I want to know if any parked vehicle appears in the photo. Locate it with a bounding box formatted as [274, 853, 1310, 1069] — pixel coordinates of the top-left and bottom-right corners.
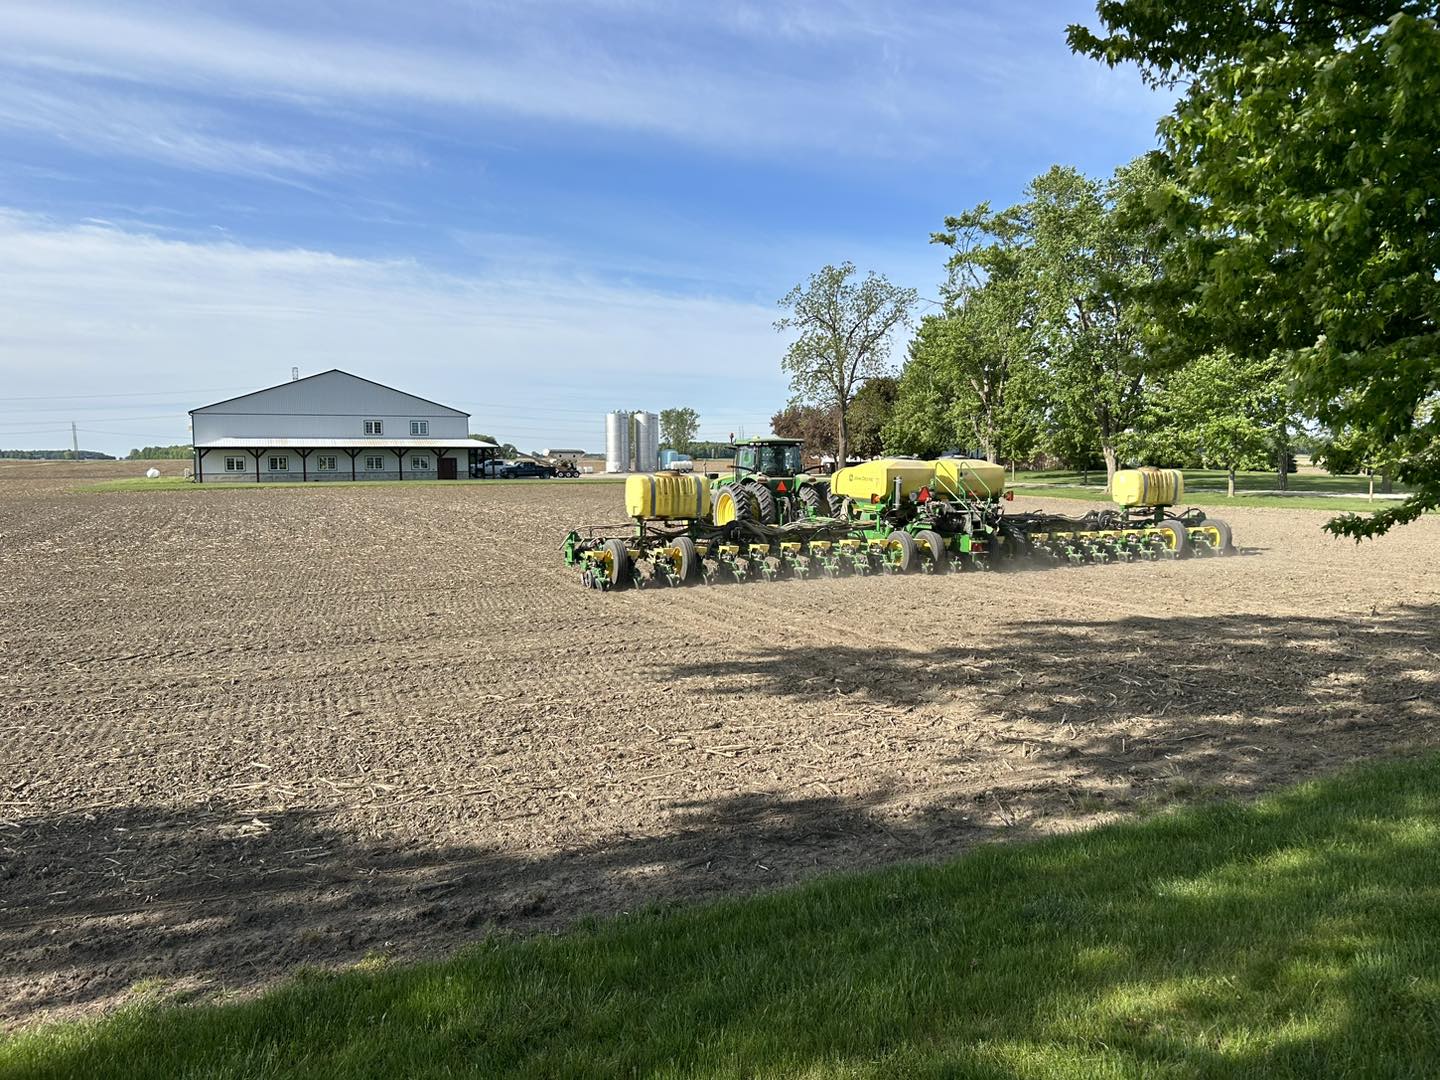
[499, 460, 556, 479]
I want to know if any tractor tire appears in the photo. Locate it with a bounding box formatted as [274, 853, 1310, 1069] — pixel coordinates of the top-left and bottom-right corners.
[603, 538, 632, 590]
[777, 493, 799, 524]
[746, 481, 779, 525]
[1157, 517, 1192, 559]
[916, 529, 947, 573]
[888, 530, 919, 573]
[798, 484, 828, 518]
[672, 535, 698, 583]
[713, 483, 756, 526]
[829, 493, 855, 518]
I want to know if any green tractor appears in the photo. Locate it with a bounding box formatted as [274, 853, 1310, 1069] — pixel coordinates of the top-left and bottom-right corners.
[708, 437, 833, 525]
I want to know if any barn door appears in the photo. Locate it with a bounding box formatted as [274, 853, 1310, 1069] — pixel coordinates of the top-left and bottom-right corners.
[438, 456, 458, 480]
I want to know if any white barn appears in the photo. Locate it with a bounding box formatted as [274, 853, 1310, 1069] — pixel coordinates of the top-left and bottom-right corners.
[191, 370, 497, 482]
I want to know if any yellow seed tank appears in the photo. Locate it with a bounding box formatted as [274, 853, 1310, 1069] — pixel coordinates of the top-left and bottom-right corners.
[931, 458, 1006, 498]
[625, 472, 712, 520]
[830, 459, 936, 502]
[1111, 468, 1184, 507]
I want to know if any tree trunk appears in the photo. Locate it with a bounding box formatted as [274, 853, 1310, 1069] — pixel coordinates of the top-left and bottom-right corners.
[1228, 466, 1236, 498]
[836, 409, 849, 472]
[1275, 426, 1289, 491]
[1380, 472, 1393, 494]
[1101, 443, 1118, 492]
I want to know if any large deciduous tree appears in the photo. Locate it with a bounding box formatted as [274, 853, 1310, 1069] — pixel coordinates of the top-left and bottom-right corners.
[659, 407, 700, 456]
[1124, 351, 1290, 497]
[770, 403, 837, 458]
[885, 291, 1043, 464]
[847, 376, 899, 459]
[931, 160, 1163, 488]
[776, 263, 917, 468]
[1070, 2, 1440, 537]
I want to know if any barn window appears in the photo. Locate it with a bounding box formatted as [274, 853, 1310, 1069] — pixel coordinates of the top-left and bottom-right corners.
[410, 420, 428, 436]
[364, 419, 383, 435]
[411, 456, 431, 470]
[268, 456, 289, 472]
[316, 455, 337, 471]
[224, 456, 247, 472]
[365, 455, 385, 471]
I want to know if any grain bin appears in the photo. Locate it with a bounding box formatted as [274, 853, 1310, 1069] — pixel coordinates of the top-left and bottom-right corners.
[633, 411, 659, 472]
[605, 411, 630, 473]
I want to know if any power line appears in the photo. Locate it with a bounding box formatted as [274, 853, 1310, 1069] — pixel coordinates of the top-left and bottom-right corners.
[2, 385, 256, 403]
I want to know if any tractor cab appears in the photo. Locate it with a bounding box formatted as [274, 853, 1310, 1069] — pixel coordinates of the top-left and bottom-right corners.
[709, 437, 832, 525]
[733, 438, 805, 482]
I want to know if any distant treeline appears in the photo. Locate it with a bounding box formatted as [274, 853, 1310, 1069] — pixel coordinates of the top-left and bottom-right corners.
[126, 445, 192, 459]
[0, 449, 115, 461]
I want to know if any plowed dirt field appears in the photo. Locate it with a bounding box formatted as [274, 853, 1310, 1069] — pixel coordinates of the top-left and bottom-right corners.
[3, 461, 1438, 1027]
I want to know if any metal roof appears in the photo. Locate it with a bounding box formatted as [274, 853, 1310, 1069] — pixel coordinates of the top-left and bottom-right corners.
[195, 437, 499, 449]
[191, 369, 469, 416]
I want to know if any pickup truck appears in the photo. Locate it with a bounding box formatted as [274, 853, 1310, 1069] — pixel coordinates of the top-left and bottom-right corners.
[499, 460, 556, 479]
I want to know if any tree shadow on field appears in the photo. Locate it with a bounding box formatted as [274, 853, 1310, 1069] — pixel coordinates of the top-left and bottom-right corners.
[2, 604, 1438, 1031]
[672, 601, 1440, 797]
[0, 785, 990, 1028]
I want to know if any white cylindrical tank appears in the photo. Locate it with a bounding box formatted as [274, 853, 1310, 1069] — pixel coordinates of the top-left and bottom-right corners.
[605, 411, 630, 473]
[633, 411, 659, 472]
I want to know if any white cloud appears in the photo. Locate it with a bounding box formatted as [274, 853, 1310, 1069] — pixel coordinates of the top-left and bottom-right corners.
[0, 0, 1162, 162]
[0, 211, 787, 452]
[0, 77, 340, 181]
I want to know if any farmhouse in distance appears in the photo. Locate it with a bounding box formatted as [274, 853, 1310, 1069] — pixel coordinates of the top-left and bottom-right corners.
[189, 369, 499, 482]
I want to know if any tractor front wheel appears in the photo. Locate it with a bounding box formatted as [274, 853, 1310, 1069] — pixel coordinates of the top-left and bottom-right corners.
[713, 484, 756, 526]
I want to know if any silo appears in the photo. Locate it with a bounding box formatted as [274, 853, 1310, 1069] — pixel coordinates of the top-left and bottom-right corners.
[605, 411, 630, 473]
[633, 411, 659, 472]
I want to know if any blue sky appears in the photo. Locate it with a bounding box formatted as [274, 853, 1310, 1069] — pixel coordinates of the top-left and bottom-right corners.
[0, 0, 1164, 456]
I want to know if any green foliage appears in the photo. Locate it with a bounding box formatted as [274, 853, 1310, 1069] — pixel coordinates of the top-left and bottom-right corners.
[0, 449, 114, 460]
[847, 377, 897, 458]
[1123, 352, 1290, 493]
[471, 433, 519, 458]
[776, 262, 917, 466]
[685, 440, 738, 461]
[126, 445, 191, 460]
[925, 159, 1164, 484]
[7, 755, 1440, 1077]
[658, 407, 700, 455]
[770, 402, 837, 458]
[1070, 2, 1440, 537]
[886, 292, 1043, 463]
[659, 411, 699, 457]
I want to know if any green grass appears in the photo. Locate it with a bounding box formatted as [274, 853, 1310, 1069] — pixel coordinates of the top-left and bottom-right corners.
[5, 757, 1440, 1079]
[1015, 467, 1410, 496]
[76, 476, 626, 493]
[1013, 484, 1411, 515]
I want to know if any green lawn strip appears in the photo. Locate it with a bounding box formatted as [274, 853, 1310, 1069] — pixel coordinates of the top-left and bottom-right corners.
[1012, 485, 1415, 515]
[74, 477, 627, 494]
[5, 756, 1439, 1079]
[1014, 469, 1411, 496]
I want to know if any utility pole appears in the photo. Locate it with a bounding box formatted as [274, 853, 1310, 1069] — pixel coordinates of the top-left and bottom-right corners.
[71, 422, 78, 453]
